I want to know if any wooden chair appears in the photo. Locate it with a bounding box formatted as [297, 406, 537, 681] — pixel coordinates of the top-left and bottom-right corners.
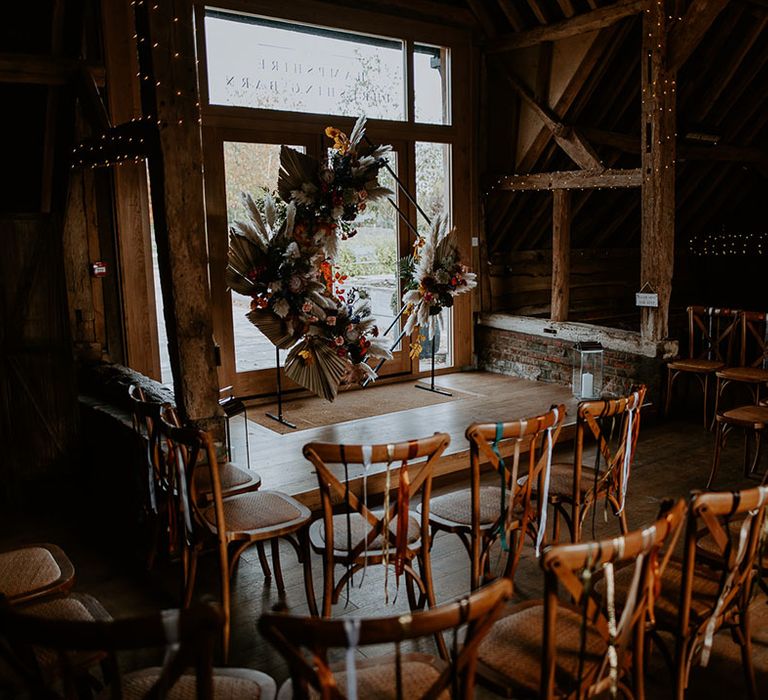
[530, 387, 646, 544]
[0, 597, 276, 699]
[610, 486, 768, 699]
[665, 306, 740, 427]
[425, 404, 566, 591]
[0, 543, 75, 605]
[302, 433, 450, 620]
[160, 413, 314, 660]
[475, 498, 687, 700]
[707, 403, 768, 487]
[259, 577, 512, 700]
[713, 310, 768, 416]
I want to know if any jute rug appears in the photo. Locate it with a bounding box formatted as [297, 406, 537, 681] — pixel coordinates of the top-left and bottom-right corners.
[249, 381, 477, 434]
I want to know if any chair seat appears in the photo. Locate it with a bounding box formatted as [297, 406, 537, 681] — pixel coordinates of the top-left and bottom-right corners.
[715, 405, 768, 429]
[276, 653, 448, 700]
[201, 490, 311, 537]
[194, 461, 261, 498]
[716, 366, 768, 383]
[19, 593, 111, 677]
[477, 601, 606, 695]
[425, 486, 519, 529]
[595, 559, 721, 628]
[309, 511, 422, 556]
[521, 462, 602, 501]
[668, 358, 725, 373]
[0, 544, 74, 604]
[113, 666, 276, 700]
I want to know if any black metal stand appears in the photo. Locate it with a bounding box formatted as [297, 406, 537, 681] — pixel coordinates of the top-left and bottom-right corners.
[266, 346, 296, 429]
[415, 335, 452, 396]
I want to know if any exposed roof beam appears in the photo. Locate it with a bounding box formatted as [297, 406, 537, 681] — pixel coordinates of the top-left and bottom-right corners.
[319, 0, 477, 27]
[466, 0, 499, 38]
[487, 0, 643, 53]
[502, 71, 603, 170]
[0, 53, 105, 86]
[556, 0, 577, 18]
[496, 0, 524, 31]
[497, 168, 641, 191]
[526, 0, 550, 24]
[667, 0, 731, 73]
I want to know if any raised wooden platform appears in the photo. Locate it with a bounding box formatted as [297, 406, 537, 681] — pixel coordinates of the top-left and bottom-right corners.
[234, 371, 580, 510]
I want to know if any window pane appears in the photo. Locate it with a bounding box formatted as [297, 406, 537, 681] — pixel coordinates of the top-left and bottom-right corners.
[205, 11, 405, 120]
[414, 44, 449, 125]
[415, 142, 453, 370]
[223, 142, 304, 373]
[336, 153, 402, 349]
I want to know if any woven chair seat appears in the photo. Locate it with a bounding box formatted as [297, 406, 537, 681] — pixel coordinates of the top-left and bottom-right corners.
[0, 545, 72, 602]
[109, 667, 276, 700]
[276, 653, 449, 700]
[426, 486, 520, 528]
[478, 601, 606, 695]
[201, 490, 310, 535]
[18, 593, 111, 677]
[668, 358, 725, 373]
[594, 559, 721, 627]
[309, 511, 422, 555]
[520, 462, 602, 500]
[715, 366, 768, 383]
[194, 462, 261, 497]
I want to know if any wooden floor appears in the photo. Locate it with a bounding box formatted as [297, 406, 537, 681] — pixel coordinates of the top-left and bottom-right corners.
[2, 373, 768, 698]
[233, 371, 581, 510]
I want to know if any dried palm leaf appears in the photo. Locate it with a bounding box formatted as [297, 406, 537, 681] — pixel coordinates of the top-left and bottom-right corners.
[245, 309, 297, 349]
[285, 338, 350, 402]
[278, 146, 319, 203]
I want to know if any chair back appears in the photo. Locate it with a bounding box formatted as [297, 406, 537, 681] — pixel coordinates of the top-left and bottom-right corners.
[540, 498, 687, 699]
[159, 411, 225, 550]
[128, 384, 167, 513]
[574, 386, 647, 516]
[465, 404, 567, 583]
[685, 306, 739, 363]
[677, 485, 768, 665]
[302, 433, 450, 566]
[259, 577, 512, 700]
[0, 598, 223, 699]
[738, 311, 768, 369]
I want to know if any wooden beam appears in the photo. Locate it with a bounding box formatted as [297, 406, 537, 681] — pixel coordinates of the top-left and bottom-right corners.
[498, 168, 641, 191]
[556, 0, 577, 18]
[502, 71, 603, 170]
[667, 0, 731, 73]
[495, 0, 524, 31]
[526, 0, 550, 24]
[466, 0, 499, 38]
[551, 190, 571, 321]
[0, 53, 105, 86]
[640, 0, 676, 342]
[135, 0, 221, 426]
[487, 0, 644, 52]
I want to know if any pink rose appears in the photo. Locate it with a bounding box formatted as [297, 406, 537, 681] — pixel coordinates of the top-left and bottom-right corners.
[334, 336, 345, 346]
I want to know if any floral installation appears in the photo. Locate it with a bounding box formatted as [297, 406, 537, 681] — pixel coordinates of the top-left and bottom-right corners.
[226, 117, 392, 401]
[401, 214, 477, 356]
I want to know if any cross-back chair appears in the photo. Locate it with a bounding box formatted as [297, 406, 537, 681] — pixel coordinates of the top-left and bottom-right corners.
[713, 310, 768, 414]
[665, 306, 740, 427]
[0, 543, 75, 605]
[159, 412, 314, 660]
[672, 486, 767, 699]
[425, 404, 566, 592]
[302, 433, 450, 620]
[0, 597, 276, 699]
[259, 577, 512, 700]
[532, 387, 646, 544]
[476, 498, 686, 700]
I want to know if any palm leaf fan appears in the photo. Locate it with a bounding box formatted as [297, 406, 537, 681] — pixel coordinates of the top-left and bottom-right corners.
[285, 338, 350, 402]
[277, 146, 319, 203]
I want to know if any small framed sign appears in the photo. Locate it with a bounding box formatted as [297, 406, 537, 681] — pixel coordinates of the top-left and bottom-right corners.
[635, 282, 658, 308]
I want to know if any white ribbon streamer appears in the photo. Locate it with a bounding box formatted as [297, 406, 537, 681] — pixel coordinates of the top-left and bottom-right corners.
[175, 445, 193, 536]
[535, 408, 558, 557]
[617, 392, 639, 515]
[359, 445, 373, 586]
[344, 618, 362, 700]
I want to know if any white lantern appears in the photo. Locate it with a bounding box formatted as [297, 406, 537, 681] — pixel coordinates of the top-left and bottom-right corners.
[573, 341, 603, 400]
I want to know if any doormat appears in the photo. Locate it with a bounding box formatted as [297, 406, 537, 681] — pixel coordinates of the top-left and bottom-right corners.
[249, 381, 476, 434]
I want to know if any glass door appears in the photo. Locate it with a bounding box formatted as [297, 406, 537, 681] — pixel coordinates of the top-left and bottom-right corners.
[205, 129, 411, 396]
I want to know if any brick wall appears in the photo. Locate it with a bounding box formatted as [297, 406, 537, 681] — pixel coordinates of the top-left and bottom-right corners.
[476, 323, 667, 407]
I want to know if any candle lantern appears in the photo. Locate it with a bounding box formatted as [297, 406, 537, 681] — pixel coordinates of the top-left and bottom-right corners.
[573, 341, 604, 400]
